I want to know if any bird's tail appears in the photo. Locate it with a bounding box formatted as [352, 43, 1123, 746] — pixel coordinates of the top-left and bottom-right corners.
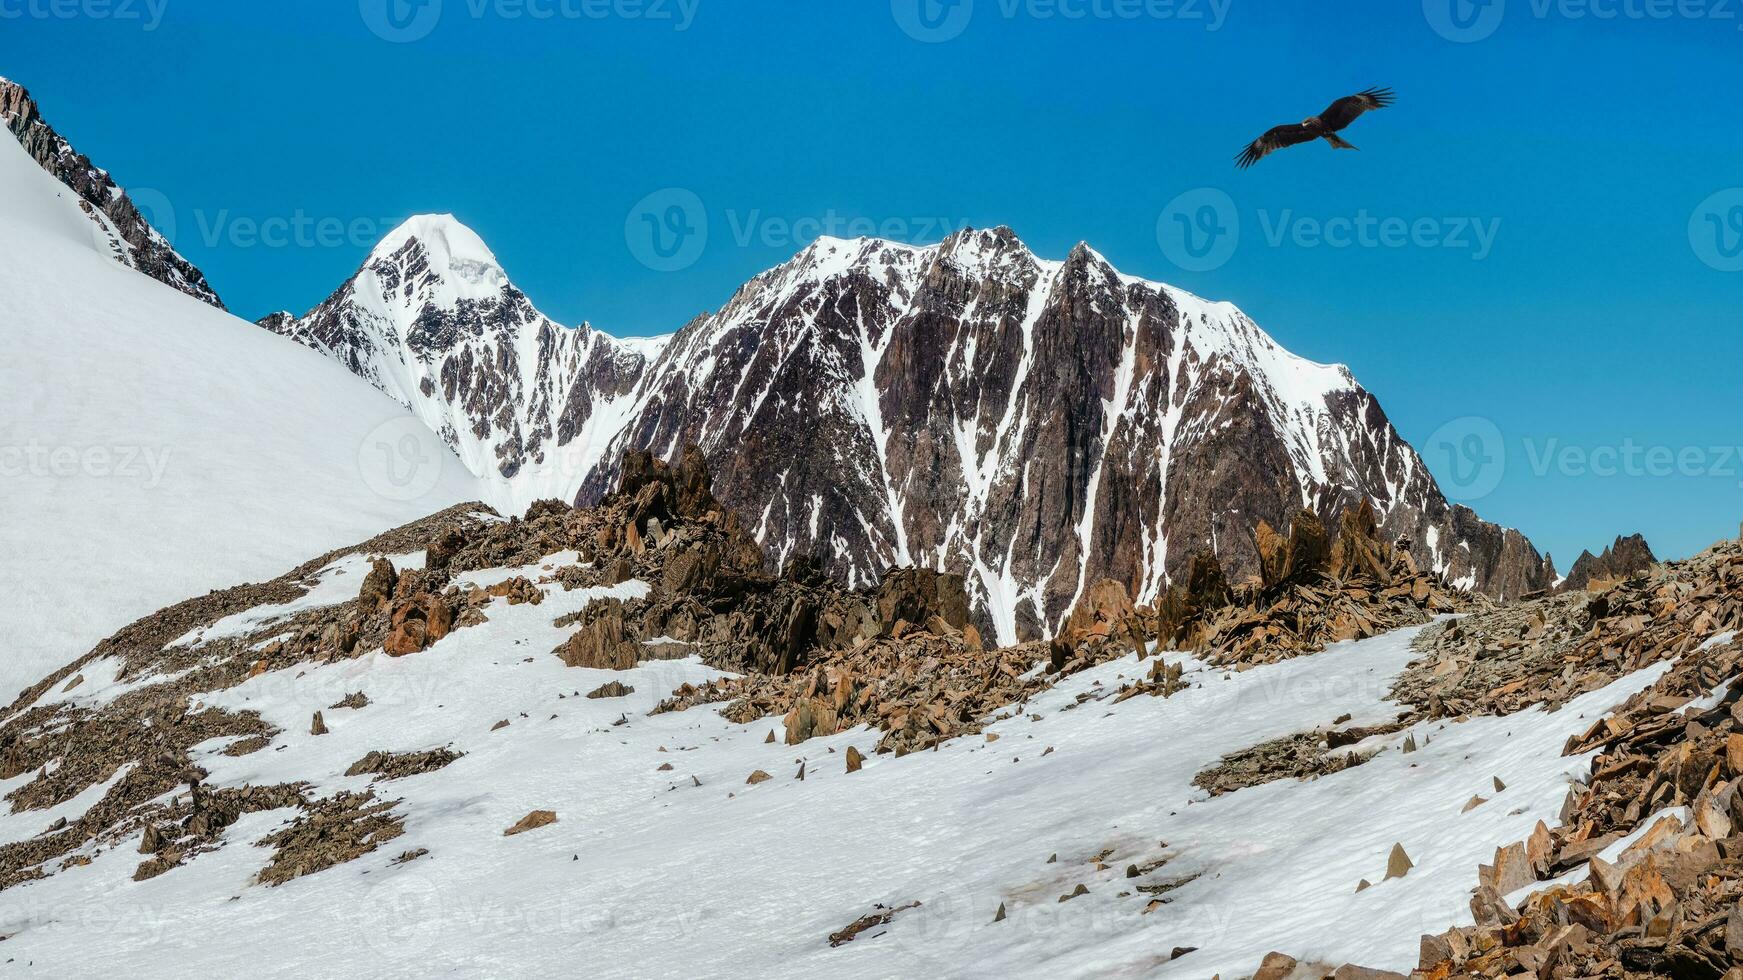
[1323, 134, 1358, 150]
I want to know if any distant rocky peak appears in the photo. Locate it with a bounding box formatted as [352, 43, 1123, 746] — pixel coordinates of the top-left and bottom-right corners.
[1561, 533, 1657, 591]
[0, 77, 223, 309]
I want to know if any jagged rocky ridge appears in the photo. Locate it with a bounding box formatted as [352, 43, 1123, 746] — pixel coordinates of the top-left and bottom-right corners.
[264, 218, 1554, 643]
[1561, 533, 1659, 593]
[0, 77, 222, 309]
[5, 438, 1703, 974]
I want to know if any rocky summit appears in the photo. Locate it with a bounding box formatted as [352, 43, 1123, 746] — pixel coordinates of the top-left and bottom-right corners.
[264, 218, 1554, 643]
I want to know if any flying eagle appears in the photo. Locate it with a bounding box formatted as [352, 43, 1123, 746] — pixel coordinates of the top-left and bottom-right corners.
[1236, 87, 1396, 169]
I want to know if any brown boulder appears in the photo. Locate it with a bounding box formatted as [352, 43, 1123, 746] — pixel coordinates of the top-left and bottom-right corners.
[1065, 578, 1135, 636]
[383, 593, 456, 657]
[426, 528, 465, 572]
[555, 599, 641, 670]
[503, 810, 557, 836]
[357, 558, 398, 611]
[1332, 967, 1406, 980]
[1253, 952, 1299, 980]
[1254, 520, 1288, 588]
[383, 617, 428, 657]
[1284, 510, 1329, 582]
[1183, 548, 1232, 608]
[875, 568, 970, 635]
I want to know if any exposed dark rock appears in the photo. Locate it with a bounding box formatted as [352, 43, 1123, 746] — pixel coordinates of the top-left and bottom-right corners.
[1560, 533, 1657, 592]
[344, 748, 463, 782]
[875, 568, 970, 635]
[256, 791, 405, 886]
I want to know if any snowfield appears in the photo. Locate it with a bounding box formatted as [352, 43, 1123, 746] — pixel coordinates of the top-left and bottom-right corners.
[0, 130, 480, 699]
[0, 549, 1664, 978]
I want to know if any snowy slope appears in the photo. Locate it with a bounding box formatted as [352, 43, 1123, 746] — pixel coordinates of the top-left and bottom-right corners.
[0, 546, 1662, 977]
[0, 132, 480, 699]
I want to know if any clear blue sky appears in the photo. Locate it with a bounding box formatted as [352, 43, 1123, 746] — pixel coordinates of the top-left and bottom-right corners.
[4, 0, 1739, 568]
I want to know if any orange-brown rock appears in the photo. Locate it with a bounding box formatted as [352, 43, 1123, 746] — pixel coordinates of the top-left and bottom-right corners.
[503, 810, 557, 836]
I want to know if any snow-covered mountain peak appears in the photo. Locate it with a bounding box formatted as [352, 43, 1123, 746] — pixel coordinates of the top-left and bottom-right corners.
[361, 213, 512, 313]
[372, 213, 501, 268]
[262, 217, 657, 512]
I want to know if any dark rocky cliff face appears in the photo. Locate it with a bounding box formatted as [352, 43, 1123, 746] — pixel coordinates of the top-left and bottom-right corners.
[575, 230, 1553, 640]
[1560, 533, 1657, 591]
[0, 78, 223, 309]
[270, 222, 1554, 643]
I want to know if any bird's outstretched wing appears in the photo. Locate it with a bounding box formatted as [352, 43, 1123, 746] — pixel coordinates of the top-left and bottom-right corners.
[1236, 124, 1317, 169]
[1319, 87, 1395, 132]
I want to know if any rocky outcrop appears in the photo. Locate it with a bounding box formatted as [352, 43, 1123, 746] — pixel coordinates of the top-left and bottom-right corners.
[1145, 502, 1487, 667]
[0, 78, 223, 308]
[1560, 532, 1657, 592]
[1394, 542, 1743, 978]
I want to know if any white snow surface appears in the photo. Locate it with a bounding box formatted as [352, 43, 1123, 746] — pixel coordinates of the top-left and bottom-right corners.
[0, 131, 481, 700]
[0, 551, 1665, 979]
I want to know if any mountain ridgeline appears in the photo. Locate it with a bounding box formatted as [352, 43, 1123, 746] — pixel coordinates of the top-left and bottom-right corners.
[261, 216, 1555, 642]
[0, 78, 223, 309]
